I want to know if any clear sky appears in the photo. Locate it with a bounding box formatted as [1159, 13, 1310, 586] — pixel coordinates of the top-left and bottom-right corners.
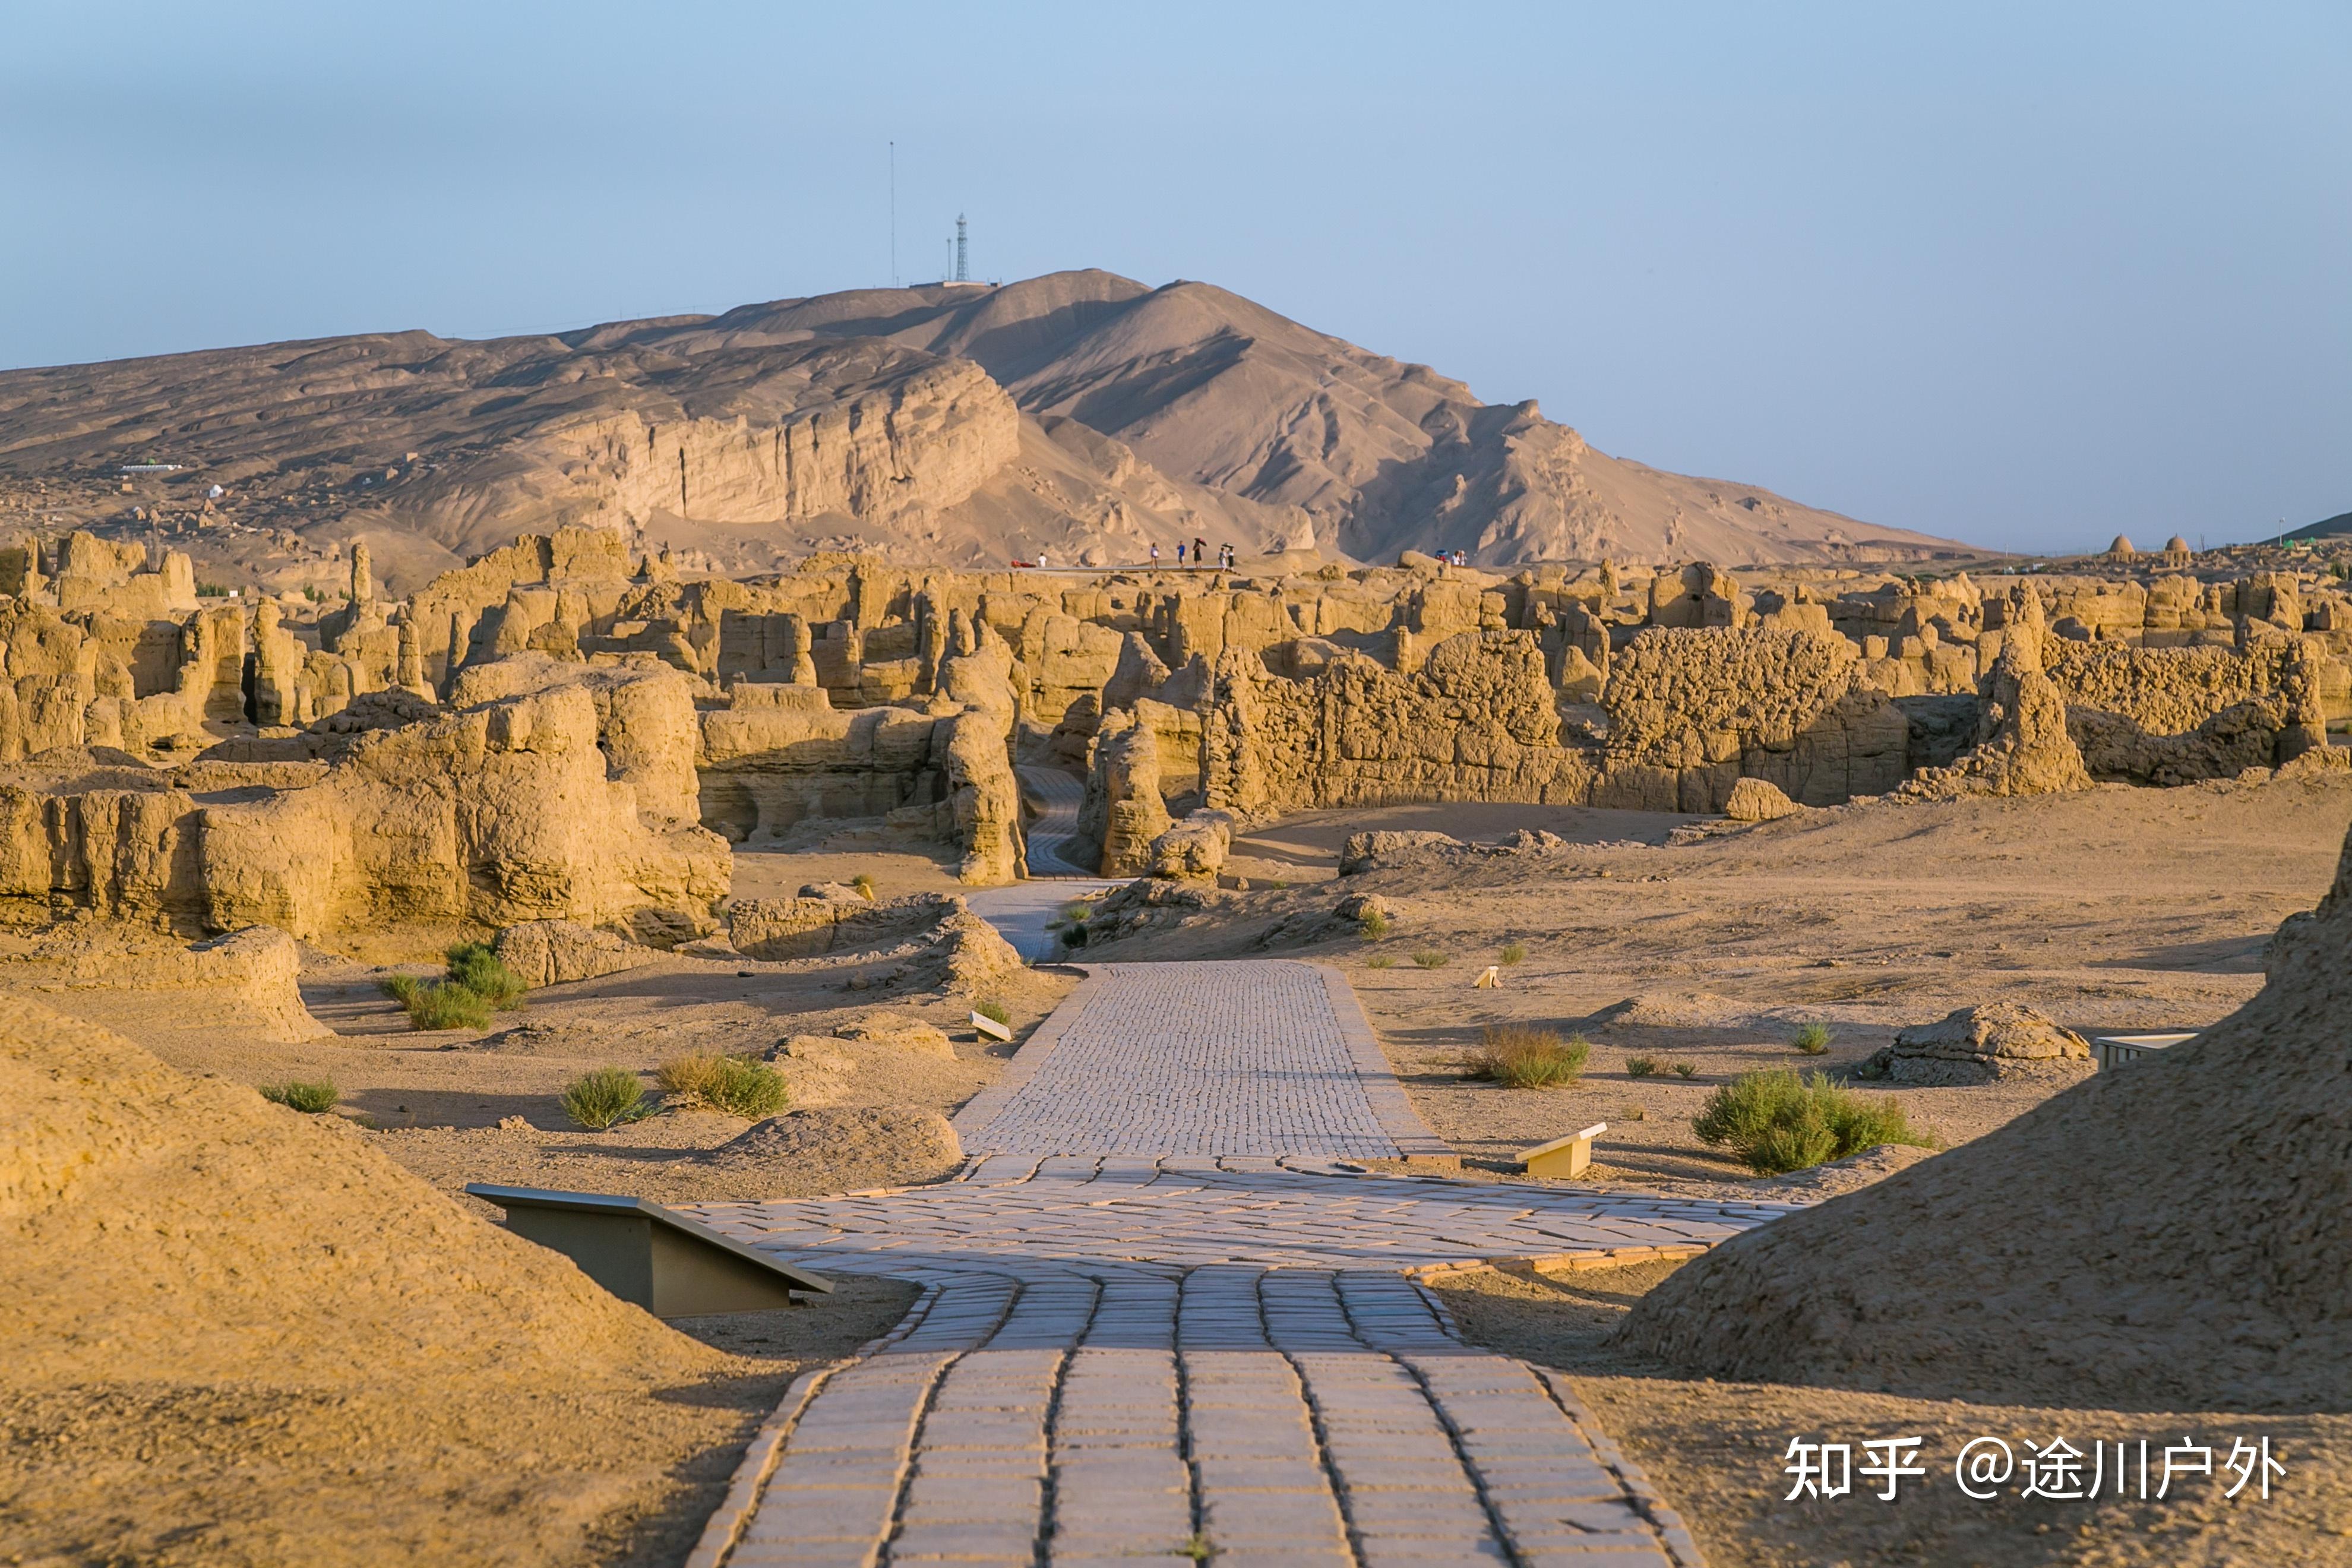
[4, 1, 2344, 553]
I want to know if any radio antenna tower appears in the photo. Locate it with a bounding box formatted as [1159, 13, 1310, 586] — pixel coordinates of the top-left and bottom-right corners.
[954, 214, 968, 283]
[889, 142, 897, 287]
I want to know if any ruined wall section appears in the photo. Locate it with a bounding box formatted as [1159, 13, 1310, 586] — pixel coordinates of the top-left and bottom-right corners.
[1203, 631, 1598, 817]
[1601, 628, 1910, 808]
[2044, 640, 2296, 732]
[0, 685, 728, 943]
[2045, 637, 2332, 783]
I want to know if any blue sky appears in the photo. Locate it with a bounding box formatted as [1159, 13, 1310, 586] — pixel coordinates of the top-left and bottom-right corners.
[3, 1, 2344, 552]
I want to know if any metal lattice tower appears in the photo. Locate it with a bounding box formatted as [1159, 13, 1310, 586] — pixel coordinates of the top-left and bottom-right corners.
[954, 214, 968, 282]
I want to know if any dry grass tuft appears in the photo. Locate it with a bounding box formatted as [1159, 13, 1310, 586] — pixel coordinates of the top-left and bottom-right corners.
[381, 975, 492, 1030]
[656, 1052, 789, 1118]
[443, 943, 526, 1009]
[260, 1079, 337, 1114]
[1693, 1068, 1936, 1174]
[559, 1066, 652, 1130]
[1462, 1026, 1591, 1089]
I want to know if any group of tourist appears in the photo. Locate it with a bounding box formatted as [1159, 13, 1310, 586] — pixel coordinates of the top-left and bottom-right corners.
[1029, 541, 1474, 571]
[1149, 539, 1237, 571]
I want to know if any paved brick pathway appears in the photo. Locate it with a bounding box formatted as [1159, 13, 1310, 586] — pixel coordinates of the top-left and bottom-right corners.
[682, 966, 1791, 1568]
[953, 962, 1453, 1162]
[1019, 767, 1093, 875]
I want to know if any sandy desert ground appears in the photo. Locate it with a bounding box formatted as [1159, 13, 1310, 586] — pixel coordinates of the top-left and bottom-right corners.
[15, 770, 2348, 1566]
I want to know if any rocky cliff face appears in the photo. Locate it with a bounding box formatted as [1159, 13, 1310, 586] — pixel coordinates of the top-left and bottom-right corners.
[716, 271, 1968, 568]
[536, 358, 1018, 537]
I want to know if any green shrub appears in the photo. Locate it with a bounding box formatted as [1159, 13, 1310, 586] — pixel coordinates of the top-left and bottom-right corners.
[261, 1078, 338, 1113]
[1499, 942, 1526, 965]
[1359, 910, 1390, 941]
[657, 1052, 789, 1118]
[1625, 1055, 1662, 1078]
[1412, 951, 1449, 969]
[381, 974, 492, 1030]
[445, 943, 526, 1009]
[1673, 1061, 1699, 1080]
[1463, 1026, 1590, 1089]
[561, 1067, 652, 1130]
[1693, 1069, 1937, 1175]
[1365, 954, 1395, 969]
[852, 873, 876, 899]
[1790, 1022, 1832, 1055]
[976, 999, 1011, 1028]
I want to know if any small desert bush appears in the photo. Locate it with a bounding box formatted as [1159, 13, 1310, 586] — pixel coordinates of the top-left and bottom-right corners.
[852, 873, 876, 899]
[1790, 1022, 1832, 1055]
[975, 999, 1011, 1028]
[1625, 1055, 1662, 1078]
[1358, 910, 1390, 941]
[1365, 954, 1395, 969]
[381, 974, 493, 1030]
[1499, 942, 1526, 965]
[1463, 1026, 1590, 1089]
[1673, 1061, 1699, 1080]
[561, 1066, 651, 1130]
[1060, 899, 1095, 921]
[1693, 1069, 1936, 1175]
[1412, 950, 1449, 969]
[657, 1052, 789, 1118]
[261, 1078, 337, 1113]
[444, 943, 526, 1009]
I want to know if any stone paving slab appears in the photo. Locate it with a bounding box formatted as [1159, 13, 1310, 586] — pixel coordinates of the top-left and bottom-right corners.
[1017, 766, 1095, 876]
[685, 962, 1772, 1568]
[953, 961, 1447, 1159]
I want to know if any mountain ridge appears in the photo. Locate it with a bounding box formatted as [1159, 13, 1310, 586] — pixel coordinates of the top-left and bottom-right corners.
[0, 270, 1971, 593]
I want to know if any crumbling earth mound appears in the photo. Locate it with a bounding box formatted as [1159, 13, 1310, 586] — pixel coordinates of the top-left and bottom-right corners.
[1851, 1000, 2094, 1086]
[1722, 776, 1800, 822]
[1, 995, 735, 1565]
[1617, 823, 2352, 1412]
[492, 918, 655, 988]
[705, 1107, 963, 1192]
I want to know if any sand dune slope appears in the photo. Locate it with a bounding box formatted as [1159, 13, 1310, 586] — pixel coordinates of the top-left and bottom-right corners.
[1617, 823, 2352, 1412]
[1, 995, 736, 1566]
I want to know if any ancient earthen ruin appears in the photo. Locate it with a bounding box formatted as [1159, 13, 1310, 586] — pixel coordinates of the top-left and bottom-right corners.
[0, 525, 2344, 942]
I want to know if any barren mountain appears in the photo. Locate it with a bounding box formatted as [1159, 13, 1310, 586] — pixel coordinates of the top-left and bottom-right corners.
[0, 271, 1967, 593]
